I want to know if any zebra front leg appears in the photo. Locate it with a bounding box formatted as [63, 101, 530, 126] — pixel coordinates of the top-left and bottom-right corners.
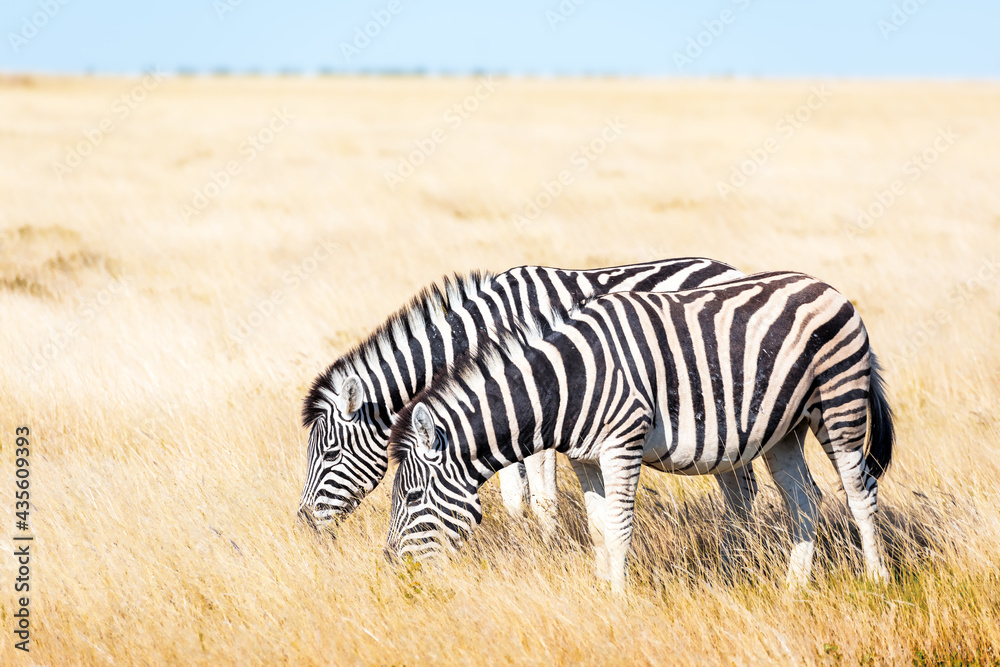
[570, 460, 610, 582]
[597, 446, 644, 595]
[497, 463, 528, 519]
[715, 464, 758, 575]
[525, 450, 559, 541]
[762, 423, 821, 588]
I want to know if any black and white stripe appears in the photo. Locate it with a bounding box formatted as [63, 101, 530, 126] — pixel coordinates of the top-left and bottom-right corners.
[298, 258, 747, 529]
[385, 272, 895, 590]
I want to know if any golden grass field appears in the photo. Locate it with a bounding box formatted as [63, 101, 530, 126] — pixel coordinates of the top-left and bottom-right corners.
[1, 74, 999, 665]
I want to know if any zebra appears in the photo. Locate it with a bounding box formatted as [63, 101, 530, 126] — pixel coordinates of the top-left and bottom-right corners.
[298, 258, 751, 536]
[385, 272, 895, 592]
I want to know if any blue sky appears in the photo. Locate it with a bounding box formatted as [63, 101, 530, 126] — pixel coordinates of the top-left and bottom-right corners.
[1, 0, 997, 77]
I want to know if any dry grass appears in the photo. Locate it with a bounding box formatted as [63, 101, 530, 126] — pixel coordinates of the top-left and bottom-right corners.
[1, 74, 999, 665]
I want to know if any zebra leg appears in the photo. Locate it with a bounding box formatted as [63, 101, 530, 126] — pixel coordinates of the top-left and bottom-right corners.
[829, 446, 889, 582]
[569, 460, 610, 582]
[525, 450, 559, 540]
[497, 463, 528, 519]
[715, 464, 758, 574]
[597, 448, 644, 595]
[762, 423, 821, 588]
[810, 409, 890, 583]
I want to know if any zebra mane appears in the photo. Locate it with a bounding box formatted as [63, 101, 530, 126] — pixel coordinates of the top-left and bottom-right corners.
[302, 270, 495, 428]
[387, 303, 572, 466]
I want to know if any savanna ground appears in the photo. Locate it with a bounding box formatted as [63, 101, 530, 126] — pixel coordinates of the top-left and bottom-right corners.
[1, 74, 999, 665]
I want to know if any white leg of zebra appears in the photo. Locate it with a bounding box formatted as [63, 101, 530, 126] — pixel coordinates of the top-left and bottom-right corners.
[597, 445, 644, 595]
[497, 464, 528, 518]
[524, 450, 559, 539]
[809, 404, 890, 583]
[541, 448, 558, 504]
[715, 465, 759, 572]
[762, 423, 821, 588]
[829, 446, 889, 582]
[570, 460, 610, 582]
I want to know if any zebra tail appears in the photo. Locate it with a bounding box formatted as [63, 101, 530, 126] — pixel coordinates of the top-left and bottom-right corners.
[865, 351, 895, 480]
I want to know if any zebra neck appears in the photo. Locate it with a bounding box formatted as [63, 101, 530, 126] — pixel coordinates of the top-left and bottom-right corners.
[355, 292, 505, 422]
[451, 343, 565, 482]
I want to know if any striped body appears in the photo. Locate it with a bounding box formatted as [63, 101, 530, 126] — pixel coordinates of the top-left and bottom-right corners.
[298, 258, 745, 529]
[386, 272, 895, 590]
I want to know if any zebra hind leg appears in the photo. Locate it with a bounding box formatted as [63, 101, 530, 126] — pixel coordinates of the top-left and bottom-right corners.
[715, 464, 759, 577]
[810, 402, 890, 583]
[497, 463, 528, 519]
[762, 422, 821, 589]
[525, 450, 559, 541]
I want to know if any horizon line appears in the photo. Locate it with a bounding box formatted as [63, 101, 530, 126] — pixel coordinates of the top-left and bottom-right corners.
[2, 68, 999, 84]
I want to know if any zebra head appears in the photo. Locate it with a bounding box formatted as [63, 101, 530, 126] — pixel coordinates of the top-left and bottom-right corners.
[297, 371, 389, 530]
[385, 402, 482, 560]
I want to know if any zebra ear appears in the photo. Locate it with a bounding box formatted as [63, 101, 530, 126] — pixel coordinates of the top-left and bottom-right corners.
[339, 375, 363, 416]
[412, 403, 438, 456]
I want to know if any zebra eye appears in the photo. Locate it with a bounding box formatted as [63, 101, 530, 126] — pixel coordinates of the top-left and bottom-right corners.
[405, 489, 422, 506]
[322, 449, 341, 464]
